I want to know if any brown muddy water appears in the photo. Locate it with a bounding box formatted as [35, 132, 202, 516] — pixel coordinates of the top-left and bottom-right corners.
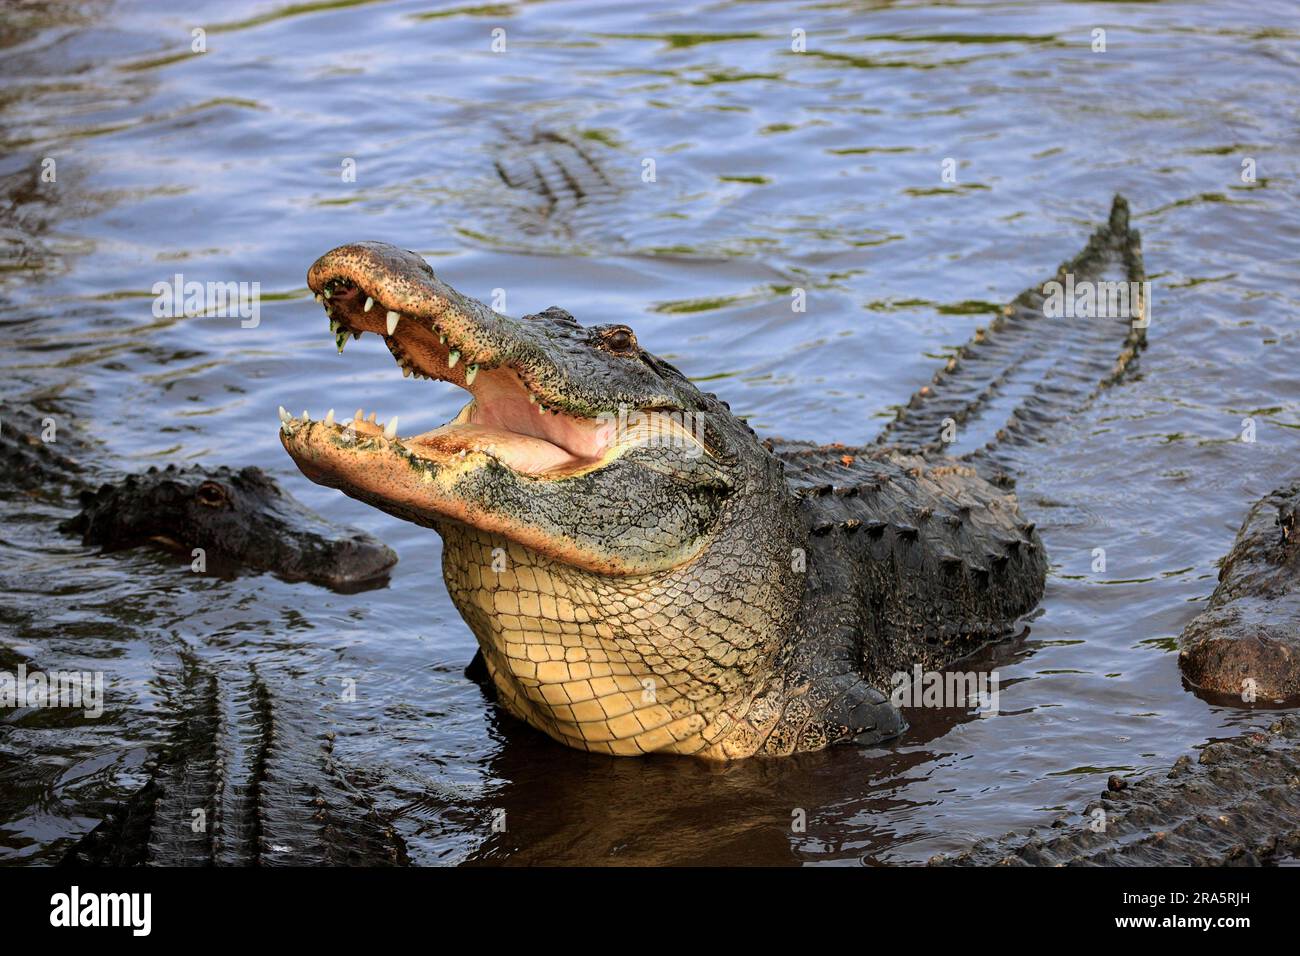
[1, 0, 1298, 865]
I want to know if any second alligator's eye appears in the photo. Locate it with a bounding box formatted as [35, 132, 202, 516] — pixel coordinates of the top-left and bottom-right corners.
[600, 326, 638, 354]
[196, 481, 230, 508]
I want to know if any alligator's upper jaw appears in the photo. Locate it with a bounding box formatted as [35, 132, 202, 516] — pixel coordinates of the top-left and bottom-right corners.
[292, 243, 618, 479]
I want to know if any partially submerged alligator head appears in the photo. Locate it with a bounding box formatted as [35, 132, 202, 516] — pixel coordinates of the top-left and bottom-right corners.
[1, 410, 396, 590]
[61, 462, 397, 590]
[278, 200, 1163, 759]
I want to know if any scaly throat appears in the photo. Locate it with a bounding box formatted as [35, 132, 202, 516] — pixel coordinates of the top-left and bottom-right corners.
[440, 522, 791, 758]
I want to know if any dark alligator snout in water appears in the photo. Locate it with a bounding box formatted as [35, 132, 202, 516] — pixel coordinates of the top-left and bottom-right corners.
[279, 196, 1147, 759]
[1179, 480, 1300, 702]
[1, 408, 396, 591]
[62, 463, 397, 591]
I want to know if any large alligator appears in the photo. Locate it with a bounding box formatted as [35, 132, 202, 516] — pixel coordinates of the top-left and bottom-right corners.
[280, 197, 1147, 759]
[1, 407, 396, 589]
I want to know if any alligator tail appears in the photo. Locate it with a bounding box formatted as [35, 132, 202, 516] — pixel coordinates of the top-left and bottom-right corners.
[874, 195, 1147, 474]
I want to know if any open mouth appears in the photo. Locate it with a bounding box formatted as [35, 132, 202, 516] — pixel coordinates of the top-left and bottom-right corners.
[288, 271, 618, 477]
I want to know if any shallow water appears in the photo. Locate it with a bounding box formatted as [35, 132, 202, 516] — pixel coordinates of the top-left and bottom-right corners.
[1, 0, 1298, 865]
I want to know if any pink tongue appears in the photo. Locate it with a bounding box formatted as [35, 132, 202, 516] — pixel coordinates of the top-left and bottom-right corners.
[407, 424, 580, 474]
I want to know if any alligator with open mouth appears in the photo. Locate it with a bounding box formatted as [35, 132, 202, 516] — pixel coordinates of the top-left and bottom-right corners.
[280, 197, 1149, 759]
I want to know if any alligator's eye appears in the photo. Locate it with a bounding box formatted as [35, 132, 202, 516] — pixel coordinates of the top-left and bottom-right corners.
[195, 481, 229, 508]
[598, 325, 638, 354]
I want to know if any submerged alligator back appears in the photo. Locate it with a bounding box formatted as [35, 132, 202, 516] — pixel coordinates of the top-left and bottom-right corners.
[62, 657, 406, 867]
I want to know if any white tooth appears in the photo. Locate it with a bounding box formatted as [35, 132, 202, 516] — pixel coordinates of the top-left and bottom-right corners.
[439, 333, 447, 344]
[402, 366, 412, 378]
[538, 403, 546, 415]
[325, 409, 335, 426]
[355, 408, 364, 422]
[367, 412, 377, 424]
[323, 289, 331, 299]
[465, 364, 478, 386]
[386, 311, 400, 335]
[384, 417, 398, 440]
[278, 406, 290, 423]
[528, 393, 536, 404]
[314, 293, 323, 303]
[364, 297, 374, 312]
[448, 350, 460, 368]
[302, 410, 309, 421]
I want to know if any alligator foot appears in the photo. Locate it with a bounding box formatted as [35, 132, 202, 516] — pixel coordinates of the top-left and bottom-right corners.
[464, 648, 490, 684]
[931, 716, 1300, 866]
[1179, 480, 1300, 701]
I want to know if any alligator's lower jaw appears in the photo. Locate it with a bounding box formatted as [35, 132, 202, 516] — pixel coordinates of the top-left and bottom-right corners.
[279, 395, 615, 479]
[278, 406, 617, 523]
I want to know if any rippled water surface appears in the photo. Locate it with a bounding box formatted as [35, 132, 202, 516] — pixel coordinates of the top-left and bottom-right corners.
[2, 0, 1298, 864]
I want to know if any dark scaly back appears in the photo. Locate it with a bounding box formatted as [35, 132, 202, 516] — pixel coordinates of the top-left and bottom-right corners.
[744, 198, 1146, 751]
[775, 443, 1046, 686]
[0, 406, 86, 496]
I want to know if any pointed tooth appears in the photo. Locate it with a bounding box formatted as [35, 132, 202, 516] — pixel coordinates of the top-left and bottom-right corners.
[325, 409, 335, 426]
[383, 417, 398, 440]
[448, 350, 460, 368]
[439, 333, 447, 344]
[323, 289, 331, 299]
[528, 393, 537, 404]
[336, 332, 347, 353]
[386, 311, 401, 335]
[278, 406, 290, 423]
[402, 366, 412, 378]
[354, 409, 364, 422]
[367, 412, 377, 424]
[314, 293, 323, 303]
[364, 297, 374, 312]
[538, 403, 546, 415]
[302, 410, 309, 421]
[465, 364, 478, 386]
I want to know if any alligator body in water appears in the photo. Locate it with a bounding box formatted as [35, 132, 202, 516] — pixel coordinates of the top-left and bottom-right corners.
[930, 715, 1300, 866]
[1, 408, 396, 589]
[280, 197, 1148, 759]
[61, 656, 407, 866]
[2, 408, 404, 863]
[1179, 480, 1300, 702]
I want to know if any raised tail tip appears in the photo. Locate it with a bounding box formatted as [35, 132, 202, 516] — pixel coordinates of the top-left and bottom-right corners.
[1108, 193, 1130, 234]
